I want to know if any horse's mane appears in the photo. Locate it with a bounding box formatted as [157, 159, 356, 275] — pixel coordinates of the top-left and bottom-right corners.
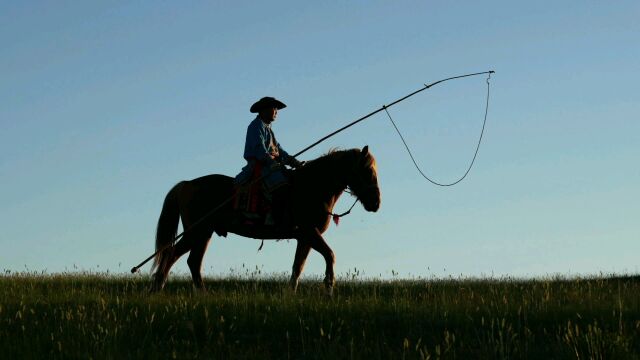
[288, 148, 349, 179]
[304, 148, 355, 168]
[294, 147, 376, 179]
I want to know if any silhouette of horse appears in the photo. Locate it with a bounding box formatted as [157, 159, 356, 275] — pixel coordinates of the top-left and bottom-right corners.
[151, 146, 380, 294]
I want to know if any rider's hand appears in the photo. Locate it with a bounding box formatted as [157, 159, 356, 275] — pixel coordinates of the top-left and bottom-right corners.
[270, 162, 283, 171]
[290, 158, 305, 168]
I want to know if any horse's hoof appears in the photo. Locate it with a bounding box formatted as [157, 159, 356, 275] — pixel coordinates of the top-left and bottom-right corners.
[193, 286, 208, 294]
[289, 279, 299, 293]
[323, 277, 335, 298]
[325, 287, 334, 298]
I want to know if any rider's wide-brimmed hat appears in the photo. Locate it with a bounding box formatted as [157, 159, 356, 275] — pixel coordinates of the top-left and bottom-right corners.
[250, 97, 287, 113]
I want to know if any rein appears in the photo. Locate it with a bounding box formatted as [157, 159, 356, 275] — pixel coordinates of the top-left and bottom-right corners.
[328, 196, 358, 226]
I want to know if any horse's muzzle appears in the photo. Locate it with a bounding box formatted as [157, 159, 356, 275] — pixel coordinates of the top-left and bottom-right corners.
[362, 188, 381, 212]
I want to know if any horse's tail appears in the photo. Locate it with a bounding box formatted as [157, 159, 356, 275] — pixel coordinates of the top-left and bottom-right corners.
[151, 182, 183, 274]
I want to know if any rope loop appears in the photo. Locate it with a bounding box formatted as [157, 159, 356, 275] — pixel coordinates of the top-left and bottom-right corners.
[384, 72, 492, 186]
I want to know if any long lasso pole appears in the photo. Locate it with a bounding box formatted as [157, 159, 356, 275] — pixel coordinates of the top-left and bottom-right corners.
[293, 70, 494, 158]
[131, 70, 495, 273]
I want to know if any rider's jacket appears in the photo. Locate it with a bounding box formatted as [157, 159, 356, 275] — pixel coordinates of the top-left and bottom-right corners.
[234, 116, 292, 189]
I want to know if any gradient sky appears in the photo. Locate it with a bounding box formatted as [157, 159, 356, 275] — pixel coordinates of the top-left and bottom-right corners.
[1, 1, 638, 279]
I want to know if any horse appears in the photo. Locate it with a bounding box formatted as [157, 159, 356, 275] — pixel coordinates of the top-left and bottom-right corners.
[150, 146, 380, 295]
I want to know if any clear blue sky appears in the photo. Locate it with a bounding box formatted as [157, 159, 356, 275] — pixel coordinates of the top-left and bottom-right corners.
[1, 1, 638, 279]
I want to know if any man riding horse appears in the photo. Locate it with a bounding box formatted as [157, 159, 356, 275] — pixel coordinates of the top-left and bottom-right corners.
[234, 97, 304, 228]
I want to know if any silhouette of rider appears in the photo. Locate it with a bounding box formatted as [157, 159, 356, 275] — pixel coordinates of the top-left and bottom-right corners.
[234, 97, 304, 227]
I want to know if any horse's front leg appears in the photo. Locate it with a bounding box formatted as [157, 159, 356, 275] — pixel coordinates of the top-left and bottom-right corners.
[290, 240, 312, 292]
[300, 228, 336, 296]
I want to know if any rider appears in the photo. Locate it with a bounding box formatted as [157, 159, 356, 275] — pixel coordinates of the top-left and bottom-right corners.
[234, 96, 304, 226]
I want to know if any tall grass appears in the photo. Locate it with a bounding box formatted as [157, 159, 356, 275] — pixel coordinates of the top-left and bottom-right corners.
[1, 273, 639, 359]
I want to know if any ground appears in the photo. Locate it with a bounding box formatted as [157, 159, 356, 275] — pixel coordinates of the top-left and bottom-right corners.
[2, 273, 640, 359]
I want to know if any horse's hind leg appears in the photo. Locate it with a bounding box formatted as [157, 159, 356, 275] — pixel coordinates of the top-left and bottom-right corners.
[290, 240, 311, 292]
[187, 235, 212, 291]
[151, 239, 191, 292]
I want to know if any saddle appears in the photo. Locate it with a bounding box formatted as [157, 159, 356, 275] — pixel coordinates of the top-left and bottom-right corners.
[232, 181, 268, 225]
[232, 167, 293, 226]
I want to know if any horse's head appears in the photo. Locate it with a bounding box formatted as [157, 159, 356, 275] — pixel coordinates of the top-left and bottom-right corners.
[348, 146, 381, 212]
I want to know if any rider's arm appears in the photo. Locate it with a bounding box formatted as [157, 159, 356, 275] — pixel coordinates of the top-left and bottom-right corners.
[275, 141, 291, 164]
[276, 142, 305, 168]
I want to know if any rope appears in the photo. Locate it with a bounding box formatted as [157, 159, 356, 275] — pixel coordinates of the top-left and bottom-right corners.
[293, 71, 494, 158]
[383, 72, 492, 187]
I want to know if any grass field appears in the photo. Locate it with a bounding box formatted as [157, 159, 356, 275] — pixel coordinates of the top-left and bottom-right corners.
[2, 272, 640, 359]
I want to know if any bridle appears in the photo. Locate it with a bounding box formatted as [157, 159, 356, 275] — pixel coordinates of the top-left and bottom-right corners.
[328, 160, 379, 225]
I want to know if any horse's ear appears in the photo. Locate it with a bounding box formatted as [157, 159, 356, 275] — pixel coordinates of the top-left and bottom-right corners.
[361, 145, 369, 158]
